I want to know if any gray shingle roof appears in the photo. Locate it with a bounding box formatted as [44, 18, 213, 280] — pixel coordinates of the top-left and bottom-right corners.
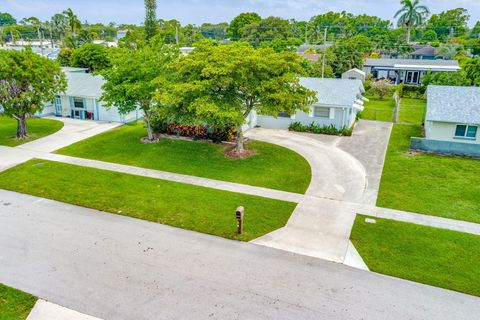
[65, 72, 105, 98]
[300, 77, 364, 107]
[364, 58, 459, 67]
[426, 85, 480, 124]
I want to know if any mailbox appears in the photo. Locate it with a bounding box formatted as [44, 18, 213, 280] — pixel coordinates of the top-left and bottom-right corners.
[235, 206, 244, 234]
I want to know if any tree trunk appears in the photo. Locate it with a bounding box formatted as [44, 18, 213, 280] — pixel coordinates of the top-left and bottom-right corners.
[16, 115, 28, 139]
[235, 124, 244, 152]
[144, 110, 154, 141]
[406, 23, 411, 44]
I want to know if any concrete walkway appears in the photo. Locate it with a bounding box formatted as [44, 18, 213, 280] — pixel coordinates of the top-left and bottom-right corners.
[0, 117, 119, 171]
[1, 189, 478, 320]
[27, 300, 102, 320]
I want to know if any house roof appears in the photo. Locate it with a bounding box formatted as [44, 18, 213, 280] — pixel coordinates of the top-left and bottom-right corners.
[411, 45, 436, 56]
[300, 77, 364, 107]
[426, 85, 480, 124]
[342, 68, 366, 76]
[297, 52, 320, 62]
[64, 72, 105, 98]
[364, 58, 459, 68]
[296, 44, 331, 53]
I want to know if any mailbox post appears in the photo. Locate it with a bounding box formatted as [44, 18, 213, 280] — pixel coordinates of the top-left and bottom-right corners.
[236, 206, 244, 234]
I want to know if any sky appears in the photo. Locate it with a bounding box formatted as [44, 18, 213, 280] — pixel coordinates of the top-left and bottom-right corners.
[1, 0, 479, 26]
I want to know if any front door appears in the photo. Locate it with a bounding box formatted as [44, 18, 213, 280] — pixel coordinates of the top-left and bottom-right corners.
[54, 96, 62, 116]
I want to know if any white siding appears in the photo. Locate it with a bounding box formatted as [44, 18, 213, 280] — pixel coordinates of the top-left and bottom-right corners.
[426, 121, 479, 145]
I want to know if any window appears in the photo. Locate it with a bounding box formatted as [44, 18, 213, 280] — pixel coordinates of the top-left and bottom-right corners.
[314, 107, 330, 118]
[277, 112, 291, 118]
[455, 124, 477, 139]
[73, 97, 85, 109]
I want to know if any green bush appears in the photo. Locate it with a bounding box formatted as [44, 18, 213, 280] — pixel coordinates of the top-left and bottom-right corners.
[400, 85, 426, 99]
[288, 122, 352, 136]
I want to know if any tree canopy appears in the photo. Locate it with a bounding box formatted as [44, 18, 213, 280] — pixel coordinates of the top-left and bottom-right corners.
[0, 49, 66, 138]
[100, 41, 178, 140]
[227, 12, 261, 41]
[157, 42, 317, 152]
[394, 0, 430, 43]
[71, 43, 111, 72]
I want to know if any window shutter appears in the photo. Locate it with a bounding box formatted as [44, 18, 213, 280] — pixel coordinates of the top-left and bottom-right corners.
[329, 108, 335, 119]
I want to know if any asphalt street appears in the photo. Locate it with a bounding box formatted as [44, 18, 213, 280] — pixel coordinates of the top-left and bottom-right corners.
[0, 189, 478, 320]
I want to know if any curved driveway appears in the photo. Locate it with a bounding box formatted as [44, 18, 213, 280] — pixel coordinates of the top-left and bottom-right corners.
[245, 128, 367, 202]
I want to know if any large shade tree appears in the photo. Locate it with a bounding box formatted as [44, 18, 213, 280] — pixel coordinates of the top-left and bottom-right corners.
[157, 42, 317, 152]
[100, 40, 178, 140]
[0, 49, 66, 139]
[394, 0, 430, 43]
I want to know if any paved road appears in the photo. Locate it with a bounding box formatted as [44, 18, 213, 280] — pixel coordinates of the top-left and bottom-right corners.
[1, 190, 478, 320]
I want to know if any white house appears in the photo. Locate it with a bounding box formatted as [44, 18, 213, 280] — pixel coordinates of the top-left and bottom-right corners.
[363, 58, 460, 85]
[342, 68, 366, 81]
[41, 68, 140, 123]
[246, 78, 365, 131]
[410, 85, 480, 157]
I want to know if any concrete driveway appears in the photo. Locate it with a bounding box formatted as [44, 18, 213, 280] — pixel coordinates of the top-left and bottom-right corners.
[1, 190, 478, 320]
[246, 120, 392, 263]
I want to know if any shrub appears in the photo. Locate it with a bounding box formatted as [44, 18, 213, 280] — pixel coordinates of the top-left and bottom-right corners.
[400, 85, 426, 99]
[370, 79, 394, 100]
[288, 122, 352, 136]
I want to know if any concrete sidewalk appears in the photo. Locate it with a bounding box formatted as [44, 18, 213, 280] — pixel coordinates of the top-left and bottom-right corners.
[1, 189, 478, 320]
[27, 300, 102, 320]
[0, 118, 118, 171]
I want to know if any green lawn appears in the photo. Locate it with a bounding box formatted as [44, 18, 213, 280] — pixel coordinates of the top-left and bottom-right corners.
[398, 98, 426, 125]
[0, 116, 64, 147]
[351, 215, 480, 297]
[0, 159, 296, 241]
[377, 124, 480, 223]
[0, 283, 37, 320]
[56, 122, 311, 194]
[359, 96, 395, 122]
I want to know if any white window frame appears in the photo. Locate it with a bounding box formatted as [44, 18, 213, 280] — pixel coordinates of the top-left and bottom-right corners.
[313, 106, 330, 118]
[454, 124, 477, 140]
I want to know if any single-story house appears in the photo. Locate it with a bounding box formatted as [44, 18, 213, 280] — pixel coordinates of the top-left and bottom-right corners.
[410, 85, 480, 157]
[342, 68, 366, 81]
[409, 45, 437, 60]
[246, 78, 365, 131]
[41, 68, 140, 123]
[363, 58, 460, 85]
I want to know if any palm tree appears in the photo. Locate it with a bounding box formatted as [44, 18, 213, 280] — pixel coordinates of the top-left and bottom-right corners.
[63, 8, 81, 37]
[394, 0, 429, 43]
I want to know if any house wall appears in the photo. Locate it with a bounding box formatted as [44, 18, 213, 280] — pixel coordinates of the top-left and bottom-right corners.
[425, 120, 479, 145]
[41, 95, 140, 123]
[341, 70, 365, 81]
[255, 106, 350, 130]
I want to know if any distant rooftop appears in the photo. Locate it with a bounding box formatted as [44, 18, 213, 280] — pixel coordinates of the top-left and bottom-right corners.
[300, 77, 364, 107]
[364, 58, 459, 67]
[426, 85, 480, 124]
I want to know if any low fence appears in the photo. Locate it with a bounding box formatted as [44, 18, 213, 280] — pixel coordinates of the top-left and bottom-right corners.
[410, 137, 480, 158]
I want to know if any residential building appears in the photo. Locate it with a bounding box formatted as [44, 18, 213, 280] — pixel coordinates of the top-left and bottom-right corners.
[246, 78, 365, 131]
[116, 29, 129, 40]
[41, 68, 140, 123]
[363, 58, 460, 85]
[409, 45, 437, 60]
[410, 85, 480, 157]
[342, 68, 366, 81]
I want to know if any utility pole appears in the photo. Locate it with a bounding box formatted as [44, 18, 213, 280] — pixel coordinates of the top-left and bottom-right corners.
[305, 24, 308, 44]
[175, 26, 179, 45]
[321, 27, 327, 78]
